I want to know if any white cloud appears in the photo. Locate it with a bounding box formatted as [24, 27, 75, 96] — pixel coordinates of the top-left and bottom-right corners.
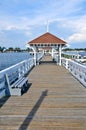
[0, 17, 31, 31]
[0, 0, 86, 48]
[0, 0, 85, 31]
[65, 15, 86, 43]
[67, 33, 86, 42]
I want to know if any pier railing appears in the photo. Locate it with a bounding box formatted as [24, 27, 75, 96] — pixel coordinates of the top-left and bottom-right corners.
[0, 52, 44, 98]
[52, 54, 59, 63]
[0, 58, 34, 98]
[53, 54, 86, 87]
[61, 58, 86, 87]
[37, 52, 44, 62]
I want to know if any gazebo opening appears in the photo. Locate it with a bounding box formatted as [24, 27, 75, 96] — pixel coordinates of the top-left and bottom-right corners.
[27, 32, 67, 65]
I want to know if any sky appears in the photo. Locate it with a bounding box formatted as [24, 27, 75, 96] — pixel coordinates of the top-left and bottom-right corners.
[0, 0, 86, 49]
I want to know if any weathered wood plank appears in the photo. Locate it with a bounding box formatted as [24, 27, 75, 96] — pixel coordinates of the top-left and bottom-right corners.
[0, 55, 86, 130]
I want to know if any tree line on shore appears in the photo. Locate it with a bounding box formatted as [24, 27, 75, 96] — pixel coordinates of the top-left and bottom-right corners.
[0, 46, 86, 53]
[63, 48, 86, 51]
[0, 46, 31, 52]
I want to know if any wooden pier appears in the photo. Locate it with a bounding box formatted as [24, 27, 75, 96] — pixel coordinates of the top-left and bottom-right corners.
[0, 55, 86, 130]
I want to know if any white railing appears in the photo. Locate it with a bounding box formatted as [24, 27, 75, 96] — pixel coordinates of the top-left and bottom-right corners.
[0, 58, 34, 77]
[37, 52, 44, 62]
[62, 58, 86, 87]
[0, 53, 44, 98]
[0, 58, 34, 98]
[53, 55, 59, 64]
[52, 54, 59, 63]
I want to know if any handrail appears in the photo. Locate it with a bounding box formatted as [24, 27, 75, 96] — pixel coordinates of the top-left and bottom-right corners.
[37, 52, 44, 62]
[0, 53, 44, 98]
[53, 54, 86, 87]
[52, 54, 58, 63]
[0, 52, 44, 76]
[61, 58, 86, 87]
[0, 58, 34, 75]
[0, 58, 34, 98]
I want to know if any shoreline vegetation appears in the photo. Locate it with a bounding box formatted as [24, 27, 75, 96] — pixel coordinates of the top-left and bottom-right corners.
[0, 46, 31, 53]
[0, 46, 86, 53]
[63, 48, 86, 51]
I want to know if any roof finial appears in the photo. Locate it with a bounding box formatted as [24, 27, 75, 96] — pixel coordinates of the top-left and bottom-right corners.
[47, 20, 49, 32]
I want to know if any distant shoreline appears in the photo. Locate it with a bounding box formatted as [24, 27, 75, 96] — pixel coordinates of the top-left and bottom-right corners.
[0, 51, 29, 53]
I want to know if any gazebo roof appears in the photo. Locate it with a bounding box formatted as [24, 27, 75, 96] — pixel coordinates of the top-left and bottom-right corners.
[28, 32, 67, 45]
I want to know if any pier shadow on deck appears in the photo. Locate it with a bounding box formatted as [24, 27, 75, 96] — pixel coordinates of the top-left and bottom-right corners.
[19, 90, 48, 130]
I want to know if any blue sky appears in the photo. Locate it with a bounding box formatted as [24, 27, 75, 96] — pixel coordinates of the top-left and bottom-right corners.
[0, 0, 86, 49]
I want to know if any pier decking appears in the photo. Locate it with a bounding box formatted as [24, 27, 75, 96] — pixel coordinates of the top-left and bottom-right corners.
[0, 56, 86, 130]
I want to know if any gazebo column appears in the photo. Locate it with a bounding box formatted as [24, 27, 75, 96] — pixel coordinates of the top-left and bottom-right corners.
[33, 49, 37, 66]
[43, 50, 45, 55]
[58, 44, 62, 66]
[51, 48, 54, 59]
[36, 47, 40, 65]
[27, 45, 37, 66]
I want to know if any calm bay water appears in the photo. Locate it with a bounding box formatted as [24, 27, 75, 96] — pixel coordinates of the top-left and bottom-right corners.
[0, 52, 32, 71]
[79, 51, 86, 57]
[0, 51, 86, 71]
[63, 51, 86, 57]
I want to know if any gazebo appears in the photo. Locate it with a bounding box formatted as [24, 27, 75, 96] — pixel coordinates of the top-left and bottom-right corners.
[27, 32, 67, 65]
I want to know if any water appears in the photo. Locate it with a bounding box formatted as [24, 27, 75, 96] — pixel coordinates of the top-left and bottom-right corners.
[79, 51, 86, 57]
[0, 51, 86, 71]
[63, 51, 86, 57]
[0, 52, 33, 71]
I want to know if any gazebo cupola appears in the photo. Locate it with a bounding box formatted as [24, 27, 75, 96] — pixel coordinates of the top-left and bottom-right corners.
[27, 32, 67, 65]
